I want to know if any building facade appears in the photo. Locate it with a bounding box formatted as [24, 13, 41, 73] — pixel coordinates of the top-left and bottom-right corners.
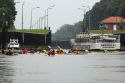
[100, 16, 125, 30]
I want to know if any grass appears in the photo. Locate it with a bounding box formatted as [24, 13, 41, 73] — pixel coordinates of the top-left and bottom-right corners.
[90, 30, 125, 34]
[8, 29, 50, 34]
[1, 28, 125, 34]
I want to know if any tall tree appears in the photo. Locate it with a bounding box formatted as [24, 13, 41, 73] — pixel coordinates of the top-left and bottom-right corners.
[85, 0, 125, 29]
[52, 21, 83, 41]
[0, 0, 16, 29]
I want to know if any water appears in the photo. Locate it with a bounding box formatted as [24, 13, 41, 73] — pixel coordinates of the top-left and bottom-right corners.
[0, 52, 125, 83]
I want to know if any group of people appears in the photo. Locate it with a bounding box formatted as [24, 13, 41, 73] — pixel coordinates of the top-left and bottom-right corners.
[47, 46, 65, 56]
[2, 46, 66, 56]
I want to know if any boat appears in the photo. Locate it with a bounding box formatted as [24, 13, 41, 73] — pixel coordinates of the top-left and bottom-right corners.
[70, 32, 120, 51]
[3, 49, 21, 55]
[56, 46, 65, 54]
[8, 39, 20, 49]
[70, 32, 92, 51]
[91, 34, 120, 51]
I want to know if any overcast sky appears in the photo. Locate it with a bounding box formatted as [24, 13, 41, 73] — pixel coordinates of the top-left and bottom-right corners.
[14, 0, 100, 33]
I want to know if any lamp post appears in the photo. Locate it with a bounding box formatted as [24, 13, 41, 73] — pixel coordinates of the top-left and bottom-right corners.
[78, 8, 86, 30]
[40, 16, 44, 29]
[35, 16, 44, 29]
[83, 6, 91, 30]
[15, 1, 20, 4]
[30, 7, 40, 31]
[15, 1, 25, 47]
[37, 19, 39, 29]
[38, 17, 45, 29]
[45, 5, 55, 29]
[38, 18, 41, 29]
[44, 11, 47, 29]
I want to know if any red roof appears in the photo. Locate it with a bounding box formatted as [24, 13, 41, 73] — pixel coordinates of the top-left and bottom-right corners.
[101, 16, 125, 24]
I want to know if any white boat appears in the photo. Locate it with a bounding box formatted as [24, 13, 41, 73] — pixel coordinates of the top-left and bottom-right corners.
[91, 35, 120, 50]
[70, 32, 92, 51]
[70, 32, 120, 51]
[8, 39, 20, 49]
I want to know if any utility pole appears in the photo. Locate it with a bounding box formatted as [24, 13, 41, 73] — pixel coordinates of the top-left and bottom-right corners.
[30, 7, 40, 31]
[78, 8, 86, 31]
[83, 6, 91, 30]
[46, 5, 55, 29]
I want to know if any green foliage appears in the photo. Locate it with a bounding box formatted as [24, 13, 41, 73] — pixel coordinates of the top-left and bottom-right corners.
[8, 29, 49, 34]
[0, 0, 16, 29]
[90, 30, 125, 34]
[52, 21, 83, 41]
[85, 0, 125, 28]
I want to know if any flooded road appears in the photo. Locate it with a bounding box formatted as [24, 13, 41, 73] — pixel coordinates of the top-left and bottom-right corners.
[0, 52, 125, 83]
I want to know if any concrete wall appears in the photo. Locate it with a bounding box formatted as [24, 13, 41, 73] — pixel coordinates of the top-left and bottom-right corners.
[0, 31, 51, 48]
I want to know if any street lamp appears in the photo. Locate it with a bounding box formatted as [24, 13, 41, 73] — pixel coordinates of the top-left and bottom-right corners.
[44, 13, 46, 29]
[45, 5, 55, 29]
[78, 8, 86, 29]
[15, 1, 20, 4]
[83, 6, 91, 30]
[38, 16, 45, 29]
[38, 18, 41, 29]
[15, 1, 25, 46]
[30, 7, 40, 31]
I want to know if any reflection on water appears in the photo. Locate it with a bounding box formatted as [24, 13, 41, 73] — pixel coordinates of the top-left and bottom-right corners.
[0, 55, 14, 83]
[0, 52, 125, 83]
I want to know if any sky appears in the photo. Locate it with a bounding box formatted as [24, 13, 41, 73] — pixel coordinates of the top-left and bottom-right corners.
[14, 0, 100, 33]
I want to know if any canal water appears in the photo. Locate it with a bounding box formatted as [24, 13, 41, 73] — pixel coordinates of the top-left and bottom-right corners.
[0, 52, 125, 83]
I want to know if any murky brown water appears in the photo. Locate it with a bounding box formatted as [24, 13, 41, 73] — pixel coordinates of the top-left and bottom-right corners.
[0, 52, 125, 83]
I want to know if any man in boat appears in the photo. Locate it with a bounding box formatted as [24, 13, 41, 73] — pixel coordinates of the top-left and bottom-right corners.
[56, 46, 64, 54]
[6, 49, 13, 55]
[48, 48, 55, 56]
[22, 48, 29, 54]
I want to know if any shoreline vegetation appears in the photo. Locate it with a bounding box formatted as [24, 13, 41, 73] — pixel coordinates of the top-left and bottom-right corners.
[1, 29, 125, 34]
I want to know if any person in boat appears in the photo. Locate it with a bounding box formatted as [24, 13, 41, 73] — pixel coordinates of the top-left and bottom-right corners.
[30, 48, 35, 54]
[68, 48, 74, 53]
[6, 49, 13, 55]
[48, 48, 55, 56]
[52, 48, 55, 55]
[56, 46, 64, 54]
[22, 48, 29, 54]
[2, 50, 5, 54]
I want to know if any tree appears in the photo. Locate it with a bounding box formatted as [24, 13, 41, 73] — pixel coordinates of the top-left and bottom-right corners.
[0, 0, 16, 29]
[52, 0, 125, 41]
[52, 21, 83, 41]
[85, 0, 125, 29]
